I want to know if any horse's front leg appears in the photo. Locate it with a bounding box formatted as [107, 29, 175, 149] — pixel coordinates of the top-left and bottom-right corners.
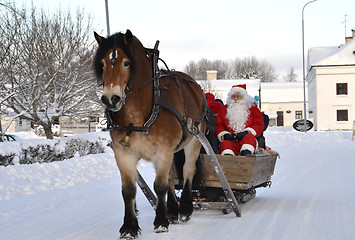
[153, 153, 173, 232]
[114, 148, 140, 239]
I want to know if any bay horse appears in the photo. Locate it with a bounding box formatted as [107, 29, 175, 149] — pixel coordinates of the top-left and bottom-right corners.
[93, 30, 206, 238]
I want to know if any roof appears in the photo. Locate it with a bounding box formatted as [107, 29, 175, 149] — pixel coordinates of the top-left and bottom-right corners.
[307, 38, 355, 70]
[197, 79, 260, 103]
[260, 82, 307, 103]
[197, 79, 306, 103]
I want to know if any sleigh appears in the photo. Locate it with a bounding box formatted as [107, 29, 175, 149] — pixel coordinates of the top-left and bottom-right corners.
[173, 150, 278, 214]
[135, 121, 278, 217]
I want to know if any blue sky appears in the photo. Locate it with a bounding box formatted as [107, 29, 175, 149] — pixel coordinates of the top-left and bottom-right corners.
[16, 0, 355, 81]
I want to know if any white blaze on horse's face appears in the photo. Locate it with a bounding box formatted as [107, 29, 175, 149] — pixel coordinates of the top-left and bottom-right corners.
[100, 48, 131, 112]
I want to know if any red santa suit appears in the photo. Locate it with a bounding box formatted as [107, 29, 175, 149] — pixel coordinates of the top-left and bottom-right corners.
[204, 93, 223, 117]
[215, 84, 264, 156]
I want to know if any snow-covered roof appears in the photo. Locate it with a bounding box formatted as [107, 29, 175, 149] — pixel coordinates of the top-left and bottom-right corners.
[260, 82, 307, 103]
[197, 79, 306, 103]
[197, 79, 260, 103]
[307, 38, 355, 70]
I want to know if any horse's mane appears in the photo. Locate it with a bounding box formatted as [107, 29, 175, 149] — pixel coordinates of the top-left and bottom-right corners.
[93, 32, 137, 82]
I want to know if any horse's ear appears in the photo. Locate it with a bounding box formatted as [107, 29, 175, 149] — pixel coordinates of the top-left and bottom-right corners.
[123, 29, 133, 46]
[94, 32, 105, 45]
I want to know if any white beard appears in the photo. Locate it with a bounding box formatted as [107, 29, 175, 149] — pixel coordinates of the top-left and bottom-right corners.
[226, 98, 252, 133]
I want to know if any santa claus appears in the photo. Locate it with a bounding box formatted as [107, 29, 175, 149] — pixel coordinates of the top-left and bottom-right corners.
[215, 84, 264, 156]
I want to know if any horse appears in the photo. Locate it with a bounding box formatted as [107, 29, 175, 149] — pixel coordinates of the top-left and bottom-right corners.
[93, 29, 207, 238]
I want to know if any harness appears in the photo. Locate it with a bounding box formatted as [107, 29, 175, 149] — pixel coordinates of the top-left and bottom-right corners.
[105, 41, 207, 150]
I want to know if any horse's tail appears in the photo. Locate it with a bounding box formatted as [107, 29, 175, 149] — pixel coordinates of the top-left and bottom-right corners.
[173, 149, 206, 188]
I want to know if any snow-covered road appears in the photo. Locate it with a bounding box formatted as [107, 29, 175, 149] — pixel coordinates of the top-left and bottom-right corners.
[1, 128, 354, 239]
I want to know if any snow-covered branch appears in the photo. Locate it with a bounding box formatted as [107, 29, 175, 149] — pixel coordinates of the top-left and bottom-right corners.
[0, 5, 100, 139]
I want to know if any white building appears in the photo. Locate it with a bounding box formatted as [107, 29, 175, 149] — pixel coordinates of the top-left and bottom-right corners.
[198, 79, 307, 127]
[306, 32, 355, 131]
[197, 79, 261, 103]
[260, 82, 307, 127]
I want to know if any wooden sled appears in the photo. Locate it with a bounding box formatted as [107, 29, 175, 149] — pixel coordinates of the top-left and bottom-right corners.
[174, 152, 278, 214]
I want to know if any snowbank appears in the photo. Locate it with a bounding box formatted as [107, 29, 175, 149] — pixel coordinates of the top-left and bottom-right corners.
[0, 132, 112, 166]
[0, 152, 117, 200]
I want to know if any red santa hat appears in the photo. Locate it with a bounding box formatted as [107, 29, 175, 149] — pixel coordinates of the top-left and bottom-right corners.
[229, 84, 248, 96]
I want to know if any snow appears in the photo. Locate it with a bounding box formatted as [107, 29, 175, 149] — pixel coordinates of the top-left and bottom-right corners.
[308, 38, 355, 69]
[197, 79, 260, 103]
[198, 80, 307, 105]
[260, 82, 307, 103]
[1, 127, 355, 240]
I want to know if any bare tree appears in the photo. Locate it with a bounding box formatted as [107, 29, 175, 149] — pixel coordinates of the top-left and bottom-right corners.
[283, 67, 298, 82]
[184, 60, 198, 80]
[0, 5, 100, 139]
[231, 56, 278, 82]
[184, 59, 230, 80]
[209, 60, 230, 79]
[198, 80, 223, 100]
[184, 57, 277, 82]
[0, 2, 24, 141]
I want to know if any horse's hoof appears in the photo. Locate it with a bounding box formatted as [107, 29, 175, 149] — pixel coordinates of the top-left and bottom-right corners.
[167, 215, 179, 224]
[154, 225, 169, 233]
[179, 214, 191, 222]
[120, 232, 137, 239]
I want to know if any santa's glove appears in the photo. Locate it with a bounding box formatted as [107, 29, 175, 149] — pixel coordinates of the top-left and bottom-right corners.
[236, 131, 249, 141]
[223, 134, 236, 141]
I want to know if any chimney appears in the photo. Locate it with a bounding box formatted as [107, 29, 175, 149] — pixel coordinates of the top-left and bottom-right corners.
[206, 70, 217, 80]
[345, 29, 355, 43]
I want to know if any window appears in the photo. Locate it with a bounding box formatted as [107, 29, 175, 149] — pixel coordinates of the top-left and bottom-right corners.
[336, 83, 348, 95]
[337, 110, 348, 121]
[295, 111, 302, 119]
[53, 117, 59, 125]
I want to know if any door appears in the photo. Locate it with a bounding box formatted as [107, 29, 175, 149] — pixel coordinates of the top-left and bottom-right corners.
[277, 111, 284, 126]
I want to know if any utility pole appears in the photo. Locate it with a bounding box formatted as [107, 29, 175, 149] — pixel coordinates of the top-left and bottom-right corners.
[302, 0, 318, 132]
[105, 0, 110, 36]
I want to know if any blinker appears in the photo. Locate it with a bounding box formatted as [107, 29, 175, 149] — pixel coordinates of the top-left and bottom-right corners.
[110, 57, 117, 65]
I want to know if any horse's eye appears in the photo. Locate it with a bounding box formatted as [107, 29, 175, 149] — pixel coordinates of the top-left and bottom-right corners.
[123, 60, 130, 68]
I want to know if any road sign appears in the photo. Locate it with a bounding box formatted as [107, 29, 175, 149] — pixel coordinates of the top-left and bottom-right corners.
[293, 119, 314, 132]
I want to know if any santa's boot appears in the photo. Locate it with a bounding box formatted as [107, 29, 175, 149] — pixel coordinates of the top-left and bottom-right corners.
[240, 150, 252, 156]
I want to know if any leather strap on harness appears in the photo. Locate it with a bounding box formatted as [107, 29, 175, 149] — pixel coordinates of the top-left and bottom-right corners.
[106, 40, 206, 150]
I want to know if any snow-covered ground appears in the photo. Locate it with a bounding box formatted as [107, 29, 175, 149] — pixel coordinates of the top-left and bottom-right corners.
[0, 127, 354, 240]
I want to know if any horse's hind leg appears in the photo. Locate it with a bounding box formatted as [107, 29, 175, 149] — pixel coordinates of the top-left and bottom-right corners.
[179, 138, 201, 222]
[114, 149, 140, 238]
[167, 167, 179, 224]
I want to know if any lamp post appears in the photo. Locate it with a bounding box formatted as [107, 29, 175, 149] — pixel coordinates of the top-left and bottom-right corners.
[302, 0, 318, 132]
[105, 0, 110, 36]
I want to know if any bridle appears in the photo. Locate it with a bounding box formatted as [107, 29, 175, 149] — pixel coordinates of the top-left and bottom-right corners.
[103, 40, 207, 150]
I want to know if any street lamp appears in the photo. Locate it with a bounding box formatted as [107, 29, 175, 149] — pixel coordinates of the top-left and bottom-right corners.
[302, 0, 318, 132]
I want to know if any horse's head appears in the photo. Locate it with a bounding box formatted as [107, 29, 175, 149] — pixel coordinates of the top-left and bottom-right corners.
[93, 30, 137, 112]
